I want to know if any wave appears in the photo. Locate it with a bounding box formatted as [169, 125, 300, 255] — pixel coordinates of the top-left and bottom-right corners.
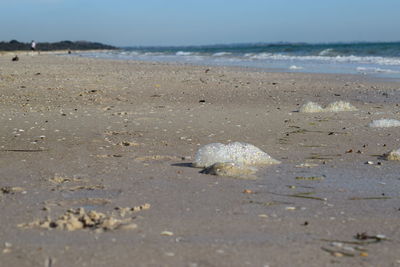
[83, 50, 400, 66]
[212, 52, 232, 57]
[176, 51, 194, 56]
[245, 53, 400, 66]
[76, 43, 400, 79]
[318, 48, 336, 56]
[356, 67, 400, 74]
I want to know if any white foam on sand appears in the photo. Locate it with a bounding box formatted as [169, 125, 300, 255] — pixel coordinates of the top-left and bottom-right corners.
[299, 101, 357, 113]
[193, 142, 280, 168]
[299, 102, 324, 113]
[325, 101, 358, 112]
[369, 119, 400, 128]
[386, 148, 400, 161]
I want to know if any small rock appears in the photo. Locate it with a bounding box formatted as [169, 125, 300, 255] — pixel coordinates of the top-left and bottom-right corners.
[201, 162, 257, 179]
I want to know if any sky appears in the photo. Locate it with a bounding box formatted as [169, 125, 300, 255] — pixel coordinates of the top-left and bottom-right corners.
[0, 0, 399, 47]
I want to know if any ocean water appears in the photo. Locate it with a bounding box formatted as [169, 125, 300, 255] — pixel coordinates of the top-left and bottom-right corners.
[78, 42, 400, 79]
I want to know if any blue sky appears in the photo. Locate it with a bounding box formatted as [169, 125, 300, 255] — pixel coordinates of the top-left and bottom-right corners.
[1, 0, 399, 46]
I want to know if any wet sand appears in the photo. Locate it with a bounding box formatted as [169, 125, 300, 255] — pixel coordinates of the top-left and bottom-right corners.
[0, 53, 399, 267]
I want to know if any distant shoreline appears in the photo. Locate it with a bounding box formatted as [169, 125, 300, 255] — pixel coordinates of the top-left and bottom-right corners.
[0, 40, 117, 52]
[0, 49, 117, 56]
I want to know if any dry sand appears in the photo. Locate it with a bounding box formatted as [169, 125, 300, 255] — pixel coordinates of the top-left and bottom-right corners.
[0, 53, 399, 267]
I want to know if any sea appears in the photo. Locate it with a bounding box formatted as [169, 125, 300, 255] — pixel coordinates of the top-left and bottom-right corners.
[77, 42, 400, 79]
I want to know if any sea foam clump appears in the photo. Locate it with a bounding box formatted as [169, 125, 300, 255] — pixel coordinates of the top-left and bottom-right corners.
[386, 148, 400, 161]
[325, 101, 357, 112]
[299, 102, 324, 113]
[299, 101, 357, 113]
[193, 142, 280, 168]
[369, 119, 400, 128]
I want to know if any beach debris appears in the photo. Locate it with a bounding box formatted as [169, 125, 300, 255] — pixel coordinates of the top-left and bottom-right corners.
[49, 176, 70, 184]
[3, 242, 12, 254]
[0, 149, 46, 152]
[295, 163, 318, 168]
[161, 231, 174, 236]
[119, 141, 140, 147]
[49, 175, 85, 184]
[268, 190, 326, 201]
[299, 101, 357, 113]
[307, 153, 341, 160]
[243, 189, 255, 194]
[64, 185, 105, 191]
[114, 203, 151, 217]
[322, 233, 388, 246]
[193, 142, 280, 168]
[321, 232, 387, 257]
[287, 192, 327, 201]
[18, 207, 141, 232]
[321, 246, 356, 257]
[355, 232, 387, 241]
[385, 148, 400, 161]
[248, 200, 293, 207]
[135, 155, 182, 162]
[200, 162, 257, 179]
[1, 186, 25, 194]
[349, 196, 391, 200]
[369, 119, 400, 128]
[295, 176, 325, 181]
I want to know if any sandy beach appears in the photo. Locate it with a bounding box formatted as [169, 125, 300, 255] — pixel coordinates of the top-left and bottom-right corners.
[0, 53, 399, 267]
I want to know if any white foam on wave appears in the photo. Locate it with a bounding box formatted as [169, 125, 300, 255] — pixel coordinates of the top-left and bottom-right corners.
[193, 142, 280, 168]
[176, 51, 194, 56]
[369, 119, 400, 128]
[125, 51, 140, 56]
[212, 52, 232, 57]
[245, 53, 400, 66]
[143, 52, 165, 56]
[319, 48, 335, 56]
[289, 65, 303, 70]
[356, 67, 400, 74]
[247, 53, 273, 60]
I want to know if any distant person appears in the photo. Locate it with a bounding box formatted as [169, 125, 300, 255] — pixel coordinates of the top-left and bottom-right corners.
[31, 40, 36, 51]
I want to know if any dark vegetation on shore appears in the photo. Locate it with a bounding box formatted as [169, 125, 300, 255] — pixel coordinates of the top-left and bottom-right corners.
[0, 40, 117, 51]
